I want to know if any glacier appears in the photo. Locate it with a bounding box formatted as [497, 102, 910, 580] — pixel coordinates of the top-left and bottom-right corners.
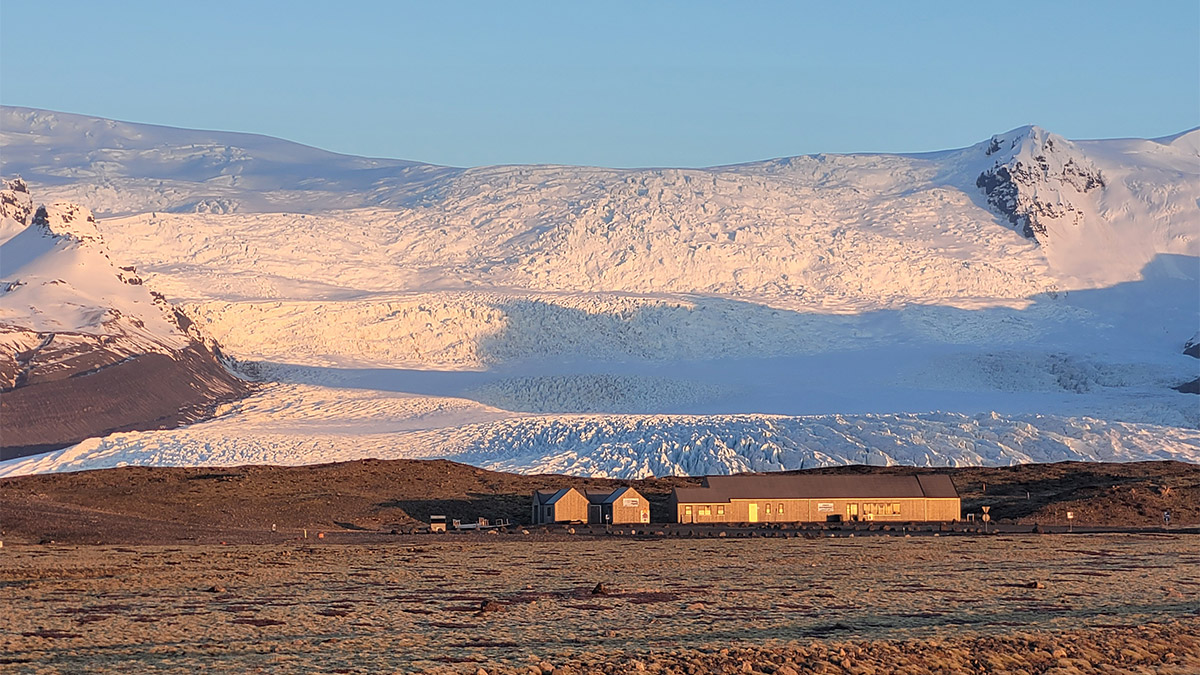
[0, 107, 1197, 477]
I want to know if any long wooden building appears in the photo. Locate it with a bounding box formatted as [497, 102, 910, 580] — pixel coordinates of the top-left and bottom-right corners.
[671, 473, 960, 524]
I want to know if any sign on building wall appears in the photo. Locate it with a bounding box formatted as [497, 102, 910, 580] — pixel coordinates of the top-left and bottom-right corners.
[623, 498, 640, 507]
[817, 502, 835, 513]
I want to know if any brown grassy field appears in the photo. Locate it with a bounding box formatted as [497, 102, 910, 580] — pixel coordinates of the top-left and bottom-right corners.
[2, 534, 1197, 674]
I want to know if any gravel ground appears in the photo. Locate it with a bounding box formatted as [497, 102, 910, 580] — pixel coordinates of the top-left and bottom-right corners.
[2, 534, 1198, 673]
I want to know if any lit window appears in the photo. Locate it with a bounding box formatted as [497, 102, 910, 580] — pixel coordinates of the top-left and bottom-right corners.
[778, 503, 785, 513]
[699, 505, 712, 516]
[765, 504, 772, 515]
[716, 505, 725, 515]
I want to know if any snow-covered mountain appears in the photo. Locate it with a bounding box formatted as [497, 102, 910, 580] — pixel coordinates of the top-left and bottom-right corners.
[0, 107, 1196, 477]
[0, 106, 459, 216]
[0, 178, 250, 459]
[966, 125, 1199, 285]
[0, 179, 185, 367]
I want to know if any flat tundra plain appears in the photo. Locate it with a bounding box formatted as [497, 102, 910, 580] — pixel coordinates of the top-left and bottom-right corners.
[3, 534, 1199, 674]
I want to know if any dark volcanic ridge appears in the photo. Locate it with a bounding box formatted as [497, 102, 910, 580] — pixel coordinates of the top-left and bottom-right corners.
[0, 342, 253, 460]
[1, 459, 1195, 544]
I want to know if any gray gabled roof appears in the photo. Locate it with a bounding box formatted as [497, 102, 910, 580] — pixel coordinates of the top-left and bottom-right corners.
[585, 489, 615, 504]
[538, 486, 647, 506]
[534, 488, 579, 506]
[601, 486, 644, 504]
[914, 474, 959, 499]
[674, 473, 959, 503]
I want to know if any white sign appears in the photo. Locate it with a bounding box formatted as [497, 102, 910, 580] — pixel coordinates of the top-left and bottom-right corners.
[622, 498, 640, 507]
[817, 502, 835, 513]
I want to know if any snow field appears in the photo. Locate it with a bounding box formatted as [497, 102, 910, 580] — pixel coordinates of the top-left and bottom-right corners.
[467, 374, 725, 414]
[176, 290, 1108, 371]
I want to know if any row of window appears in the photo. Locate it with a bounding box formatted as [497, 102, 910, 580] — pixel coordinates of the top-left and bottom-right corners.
[683, 502, 907, 516]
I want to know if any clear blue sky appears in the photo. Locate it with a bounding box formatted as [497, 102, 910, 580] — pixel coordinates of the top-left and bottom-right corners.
[2, 1, 1197, 168]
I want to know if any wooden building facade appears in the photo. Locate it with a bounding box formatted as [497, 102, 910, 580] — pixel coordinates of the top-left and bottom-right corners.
[531, 488, 589, 524]
[533, 486, 649, 525]
[671, 474, 960, 524]
[587, 486, 650, 525]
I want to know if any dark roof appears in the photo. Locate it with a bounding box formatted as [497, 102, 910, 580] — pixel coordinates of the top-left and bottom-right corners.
[537, 487, 646, 505]
[533, 488, 580, 505]
[601, 486, 643, 504]
[915, 474, 959, 499]
[584, 489, 614, 504]
[674, 473, 959, 503]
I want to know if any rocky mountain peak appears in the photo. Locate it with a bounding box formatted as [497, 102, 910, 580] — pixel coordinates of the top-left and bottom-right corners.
[31, 202, 104, 245]
[975, 126, 1105, 242]
[0, 177, 34, 226]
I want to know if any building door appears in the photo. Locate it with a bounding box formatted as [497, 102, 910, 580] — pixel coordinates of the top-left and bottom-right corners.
[748, 503, 759, 523]
[847, 503, 859, 521]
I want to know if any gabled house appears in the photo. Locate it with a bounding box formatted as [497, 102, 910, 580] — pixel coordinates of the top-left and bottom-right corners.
[583, 486, 650, 525]
[598, 486, 650, 524]
[533, 486, 652, 525]
[531, 487, 589, 524]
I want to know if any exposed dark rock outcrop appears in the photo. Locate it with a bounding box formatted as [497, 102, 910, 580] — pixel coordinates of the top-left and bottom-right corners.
[0, 177, 33, 225]
[31, 202, 103, 243]
[1184, 333, 1200, 359]
[975, 127, 1105, 242]
[1176, 334, 1200, 394]
[1174, 378, 1200, 395]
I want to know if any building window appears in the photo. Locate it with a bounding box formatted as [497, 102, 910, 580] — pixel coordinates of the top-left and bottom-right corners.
[698, 505, 712, 516]
[778, 503, 785, 513]
[765, 504, 772, 515]
[684, 506, 693, 514]
[862, 503, 903, 516]
[716, 505, 725, 516]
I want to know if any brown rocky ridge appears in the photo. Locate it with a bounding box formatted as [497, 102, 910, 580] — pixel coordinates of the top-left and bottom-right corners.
[0, 459, 1194, 545]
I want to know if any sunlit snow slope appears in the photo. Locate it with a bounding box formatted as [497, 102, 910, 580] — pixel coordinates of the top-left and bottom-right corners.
[0, 178, 251, 459]
[1, 107, 1197, 477]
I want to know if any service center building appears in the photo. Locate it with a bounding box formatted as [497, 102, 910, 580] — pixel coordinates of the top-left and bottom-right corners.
[670, 473, 960, 524]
